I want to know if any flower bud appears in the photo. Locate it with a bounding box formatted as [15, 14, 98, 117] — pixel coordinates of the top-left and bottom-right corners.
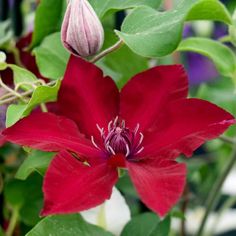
[61, 0, 104, 57]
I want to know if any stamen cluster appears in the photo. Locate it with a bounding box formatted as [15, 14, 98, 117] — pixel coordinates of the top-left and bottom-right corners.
[91, 117, 144, 158]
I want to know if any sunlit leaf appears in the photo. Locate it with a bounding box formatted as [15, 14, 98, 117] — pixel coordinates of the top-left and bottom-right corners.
[8, 64, 38, 90]
[6, 80, 61, 127]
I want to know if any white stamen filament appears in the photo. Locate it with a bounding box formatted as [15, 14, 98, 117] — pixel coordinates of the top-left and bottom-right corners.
[125, 144, 130, 157]
[107, 145, 116, 155]
[92, 118, 145, 158]
[113, 116, 118, 126]
[108, 120, 113, 132]
[135, 146, 144, 155]
[121, 120, 125, 128]
[134, 123, 140, 136]
[137, 132, 144, 147]
[91, 136, 100, 149]
[96, 124, 103, 134]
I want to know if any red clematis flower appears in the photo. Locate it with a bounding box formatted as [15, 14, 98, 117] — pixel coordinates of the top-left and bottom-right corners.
[2, 56, 235, 216]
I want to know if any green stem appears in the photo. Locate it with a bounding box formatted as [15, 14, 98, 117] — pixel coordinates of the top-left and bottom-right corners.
[0, 92, 14, 100]
[196, 145, 236, 236]
[40, 103, 48, 112]
[6, 207, 19, 236]
[0, 78, 27, 102]
[219, 135, 236, 145]
[90, 39, 124, 63]
[0, 80, 56, 105]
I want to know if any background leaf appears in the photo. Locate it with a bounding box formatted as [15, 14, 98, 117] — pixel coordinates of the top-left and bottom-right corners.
[34, 32, 70, 80]
[97, 30, 148, 88]
[4, 174, 43, 226]
[116, 0, 232, 57]
[121, 213, 160, 236]
[121, 213, 170, 236]
[177, 37, 236, 77]
[26, 214, 114, 236]
[8, 64, 38, 90]
[186, 0, 232, 22]
[0, 20, 12, 45]
[16, 150, 54, 180]
[30, 0, 66, 48]
[150, 215, 170, 236]
[89, 0, 162, 18]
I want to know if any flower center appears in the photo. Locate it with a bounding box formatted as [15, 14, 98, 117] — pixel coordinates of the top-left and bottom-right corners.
[91, 117, 144, 158]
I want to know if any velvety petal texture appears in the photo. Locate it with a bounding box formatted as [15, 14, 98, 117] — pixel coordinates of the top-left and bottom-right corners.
[42, 151, 118, 215]
[142, 98, 235, 158]
[58, 55, 119, 140]
[2, 56, 235, 218]
[127, 159, 186, 216]
[3, 112, 101, 161]
[120, 65, 188, 131]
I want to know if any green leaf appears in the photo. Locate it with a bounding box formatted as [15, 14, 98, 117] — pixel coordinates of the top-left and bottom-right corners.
[4, 174, 43, 226]
[197, 79, 236, 116]
[30, 0, 66, 48]
[6, 104, 27, 127]
[0, 226, 4, 236]
[16, 150, 54, 180]
[186, 0, 232, 22]
[116, 173, 138, 198]
[121, 213, 160, 236]
[6, 80, 61, 127]
[4, 182, 24, 208]
[116, 0, 232, 57]
[34, 32, 70, 79]
[26, 214, 114, 236]
[8, 64, 38, 90]
[0, 20, 12, 45]
[150, 215, 170, 236]
[96, 30, 148, 88]
[89, 0, 162, 18]
[229, 6, 236, 46]
[177, 37, 236, 77]
[171, 210, 186, 220]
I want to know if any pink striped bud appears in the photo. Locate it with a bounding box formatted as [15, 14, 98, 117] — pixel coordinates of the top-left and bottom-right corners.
[61, 0, 104, 57]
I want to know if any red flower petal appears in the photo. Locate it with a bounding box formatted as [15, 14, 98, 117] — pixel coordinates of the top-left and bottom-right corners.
[58, 55, 119, 140]
[120, 65, 188, 131]
[41, 151, 118, 215]
[142, 98, 235, 158]
[127, 159, 186, 216]
[3, 113, 101, 162]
